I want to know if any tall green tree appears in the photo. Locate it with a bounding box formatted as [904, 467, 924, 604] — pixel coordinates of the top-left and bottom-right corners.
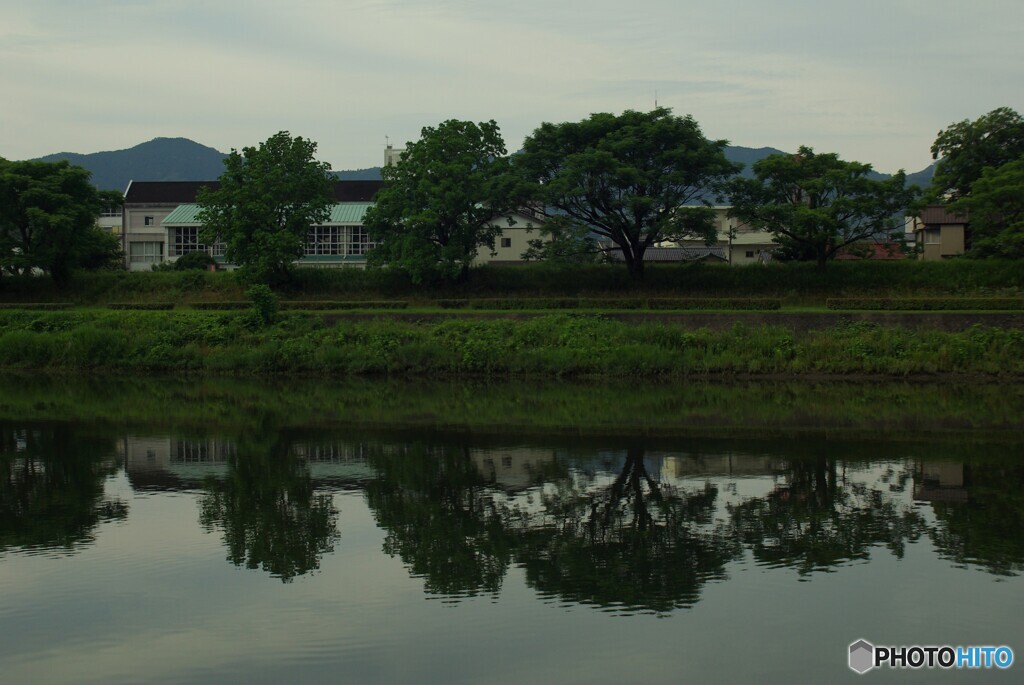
[950, 158, 1024, 258]
[727, 147, 917, 268]
[514, 108, 739, 281]
[0, 158, 119, 287]
[929, 107, 1024, 202]
[197, 131, 334, 284]
[364, 120, 518, 284]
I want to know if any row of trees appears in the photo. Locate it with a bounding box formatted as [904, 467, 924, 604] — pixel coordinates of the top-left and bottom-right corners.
[199, 110, 929, 284]
[8, 106, 1016, 288]
[365, 109, 921, 279]
[0, 158, 122, 287]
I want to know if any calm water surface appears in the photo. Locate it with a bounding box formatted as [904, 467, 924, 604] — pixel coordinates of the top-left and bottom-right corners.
[1, 379, 1022, 684]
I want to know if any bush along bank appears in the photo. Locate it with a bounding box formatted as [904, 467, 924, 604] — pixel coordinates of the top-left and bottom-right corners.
[0, 310, 1022, 377]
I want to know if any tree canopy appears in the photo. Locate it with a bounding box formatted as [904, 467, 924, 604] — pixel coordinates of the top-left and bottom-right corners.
[514, 108, 739, 280]
[727, 146, 917, 268]
[197, 131, 334, 284]
[929, 107, 1024, 202]
[364, 120, 519, 284]
[0, 158, 121, 287]
[950, 158, 1024, 258]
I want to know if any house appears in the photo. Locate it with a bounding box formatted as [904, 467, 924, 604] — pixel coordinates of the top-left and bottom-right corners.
[910, 205, 968, 260]
[660, 206, 778, 264]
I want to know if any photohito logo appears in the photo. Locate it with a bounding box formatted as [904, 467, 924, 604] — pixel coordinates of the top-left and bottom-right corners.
[848, 639, 1014, 674]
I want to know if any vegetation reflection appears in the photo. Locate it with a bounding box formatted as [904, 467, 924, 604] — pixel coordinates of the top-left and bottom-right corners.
[729, 455, 926, 573]
[198, 427, 340, 582]
[0, 424, 126, 553]
[512, 447, 740, 613]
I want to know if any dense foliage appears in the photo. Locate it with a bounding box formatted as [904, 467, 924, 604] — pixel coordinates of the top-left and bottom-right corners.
[0, 310, 1022, 377]
[197, 132, 334, 284]
[365, 120, 519, 283]
[929, 107, 1024, 202]
[727, 147, 918, 268]
[0, 158, 122, 287]
[515, 108, 739, 280]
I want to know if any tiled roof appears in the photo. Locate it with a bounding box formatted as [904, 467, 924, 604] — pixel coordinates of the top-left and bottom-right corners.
[125, 180, 383, 204]
[162, 202, 373, 226]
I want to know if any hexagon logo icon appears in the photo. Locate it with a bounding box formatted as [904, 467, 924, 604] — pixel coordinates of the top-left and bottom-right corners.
[849, 639, 875, 674]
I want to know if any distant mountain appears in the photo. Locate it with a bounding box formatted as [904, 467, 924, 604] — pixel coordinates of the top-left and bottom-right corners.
[36, 138, 228, 191]
[33, 138, 935, 194]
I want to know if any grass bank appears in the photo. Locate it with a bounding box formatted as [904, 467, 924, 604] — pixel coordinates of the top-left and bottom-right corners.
[2, 260, 1024, 306]
[1, 309, 1023, 377]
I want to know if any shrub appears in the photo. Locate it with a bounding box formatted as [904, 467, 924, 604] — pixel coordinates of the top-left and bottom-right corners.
[174, 251, 217, 271]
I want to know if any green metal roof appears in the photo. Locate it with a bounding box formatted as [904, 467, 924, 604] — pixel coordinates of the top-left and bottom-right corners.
[162, 204, 204, 225]
[326, 203, 373, 224]
[161, 203, 372, 226]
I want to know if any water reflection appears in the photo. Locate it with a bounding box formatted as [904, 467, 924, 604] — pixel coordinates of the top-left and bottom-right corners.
[511, 446, 740, 613]
[0, 424, 127, 554]
[730, 456, 926, 574]
[8, 427, 1024, 606]
[916, 460, 1024, 576]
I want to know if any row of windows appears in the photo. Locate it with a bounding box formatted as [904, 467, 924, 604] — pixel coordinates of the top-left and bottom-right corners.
[304, 226, 375, 256]
[144, 226, 376, 261]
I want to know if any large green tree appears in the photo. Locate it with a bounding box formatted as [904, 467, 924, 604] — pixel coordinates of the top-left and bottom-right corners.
[727, 147, 917, 268]
[197, 131, 334, 284]
[514, 108, 739, 280]
[0, 158, 120, 287]
[929, 107, 1024, 202]
[364, 120, 518, 284]
[950, 158, 1024, 258]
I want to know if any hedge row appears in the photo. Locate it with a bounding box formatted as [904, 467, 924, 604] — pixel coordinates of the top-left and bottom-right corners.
[190, 301, 251, 310]
[106, 303, 175, 310]
[279, 301, 408, 310]
[437, 297, 781, 310]
[827, 298, 1024, 311]
[0, 303, 72, 310]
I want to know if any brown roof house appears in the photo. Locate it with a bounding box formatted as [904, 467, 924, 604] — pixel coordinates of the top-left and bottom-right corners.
[909, 205, 969, 261]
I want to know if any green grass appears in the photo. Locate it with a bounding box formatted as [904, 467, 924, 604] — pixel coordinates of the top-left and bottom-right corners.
[0, 309, 1022, 378]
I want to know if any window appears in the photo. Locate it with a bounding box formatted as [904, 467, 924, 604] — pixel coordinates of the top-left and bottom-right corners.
[745, 251, 755, 258]
[170, 227, 206, 256]
[306, 226, 344, 255]
[349, 226, 376, 255]
[100, 206, 122, 218]
[500, 237, 512, 248]
[129, 241, 163, 263]
[144, 216, 155, 226]
[924, 228, 942, 245]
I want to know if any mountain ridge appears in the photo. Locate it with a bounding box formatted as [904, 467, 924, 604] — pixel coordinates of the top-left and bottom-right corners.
[30, 137, 935, 192]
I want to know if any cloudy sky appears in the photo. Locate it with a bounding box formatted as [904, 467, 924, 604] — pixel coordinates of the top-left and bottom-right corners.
[2, 0, 1021, 174]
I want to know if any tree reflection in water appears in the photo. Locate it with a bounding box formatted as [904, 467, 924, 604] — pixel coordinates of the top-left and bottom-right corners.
[0, 424, 126, 553]
[512, 446, 740, 614]
[365, 443, 516, 597]
[729, 456, 926, 573]
[199, 429, 339, 583]
[365, 443, 740, 613]
[921, 460, 1024, 576]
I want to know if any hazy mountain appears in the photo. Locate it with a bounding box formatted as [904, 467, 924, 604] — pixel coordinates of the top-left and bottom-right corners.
[36, 137, 228, 191]
[32, 137, 935, 193]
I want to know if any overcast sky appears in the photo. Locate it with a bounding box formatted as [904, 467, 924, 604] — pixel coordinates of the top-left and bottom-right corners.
[2, 0, 1022, 174]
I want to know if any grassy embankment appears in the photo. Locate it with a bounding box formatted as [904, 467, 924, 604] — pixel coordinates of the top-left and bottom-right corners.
[2, 375, 1022, 445]
[1, 261, 1023, 377]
